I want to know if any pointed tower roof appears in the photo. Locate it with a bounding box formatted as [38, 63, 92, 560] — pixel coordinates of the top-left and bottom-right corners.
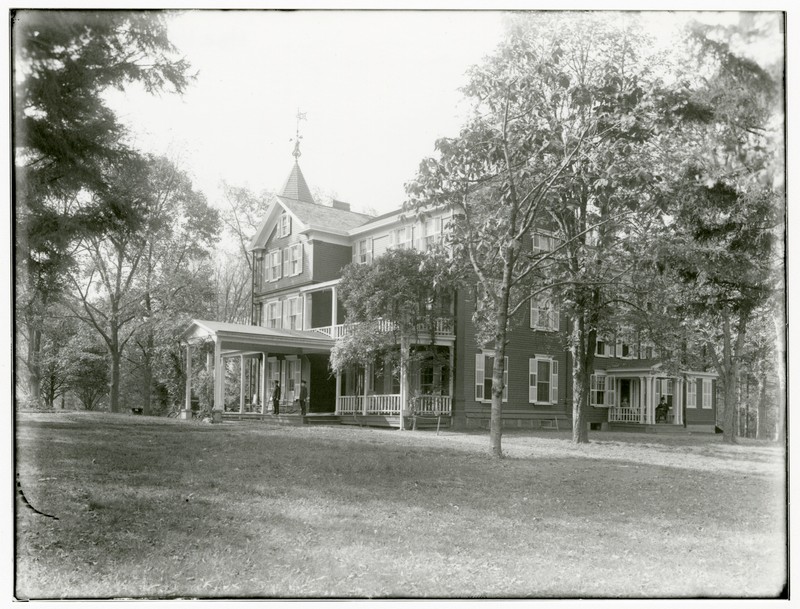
[278, 161, 315, 204]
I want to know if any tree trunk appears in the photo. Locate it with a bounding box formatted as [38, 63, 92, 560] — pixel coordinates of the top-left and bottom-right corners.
[26, 322, 43, 406]
[399, 335, 410, 431]
[108, 321, 121, 413]
[570, 314, 592, 444]
[756, 373, 768, 440]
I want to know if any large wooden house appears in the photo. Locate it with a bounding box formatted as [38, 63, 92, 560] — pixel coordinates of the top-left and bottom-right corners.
[182, 157, 718, 433]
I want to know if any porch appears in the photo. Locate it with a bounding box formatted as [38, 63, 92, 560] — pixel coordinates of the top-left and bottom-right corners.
[602, 367, 686, 428]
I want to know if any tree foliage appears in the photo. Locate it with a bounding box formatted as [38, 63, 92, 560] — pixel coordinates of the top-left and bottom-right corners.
[407, 12, 674, 451]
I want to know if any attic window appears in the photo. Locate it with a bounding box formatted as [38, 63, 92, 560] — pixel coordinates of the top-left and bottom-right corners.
[278, 213, 292, 238]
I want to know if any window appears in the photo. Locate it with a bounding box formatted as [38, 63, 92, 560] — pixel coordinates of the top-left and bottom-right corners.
[289, 244, 303, 276]
[475, 353, 508, 402]
[269, 250, 282, 281]
[530, 292, 560, 331]
[353, 238, 373, 264]
[285, 296, 302, 330]
[423, 217, 443, 250]
[529, 357, 559, 404]
[282, 247, 290, 277]
[419, 363, 448, 395]
[617, 329, 639, 359]
[532, 230, 556, 254]
[702, 379, 713, 409]
[590, 374, 614, 407]
[687, 378, 697, 408]
[278, 213, 291, 238]
[595, 336, 615, 357]
[392, 226, 415, 250]
[266, 301, 282, 328]
[285, 357, 300, 398]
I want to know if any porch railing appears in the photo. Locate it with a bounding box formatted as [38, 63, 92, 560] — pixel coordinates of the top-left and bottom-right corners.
[338, 395, 363, 414]
[336, 394, 451, 416]
[414, 395, 452, 415]
[313, 317, 454, 339]
[608, 404, 644, 423]
[366, 394, 401, 414]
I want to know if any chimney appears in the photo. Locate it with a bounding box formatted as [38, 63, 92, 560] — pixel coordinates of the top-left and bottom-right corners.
[331, 199, 351, 212]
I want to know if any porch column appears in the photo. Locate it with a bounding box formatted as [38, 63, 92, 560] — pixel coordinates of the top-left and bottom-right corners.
[331, 286, 338, 326]
[212, 338, 224, 422]
[648, 377, 656, 424]
[182, 343, 193, 420]
[260, 353, 268, 414]
[239, 354, 246, 413]
[675, 378, 683, 426]
[639, 376, 646, 424]
[362, 363, 370, 416]
[449, 347, 455, 413]
[335, 372, 342, 414]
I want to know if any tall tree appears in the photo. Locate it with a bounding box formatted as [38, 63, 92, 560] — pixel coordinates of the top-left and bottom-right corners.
[654, 15, 783, 443]
[130, 158, 219, 415]
[407, 13, 671, 452]
[67, 155, 216, 414]
[14, 10, 192, 406]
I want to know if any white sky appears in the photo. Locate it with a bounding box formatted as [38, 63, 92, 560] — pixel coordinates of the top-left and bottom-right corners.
[105, 10, 506, 215]
[102, 9, 784, 218]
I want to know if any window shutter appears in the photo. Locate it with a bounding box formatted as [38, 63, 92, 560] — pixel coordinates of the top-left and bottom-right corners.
[590, 374, 597, 406]
[367, 237, 373, 263]
[297, 244, 304, 275]
[475, 354, 484, 400]
[551, 305, 560, 331]
[283, 248, 290, 277]
[529, 359, 537, 403]
[551, 360, 559, 403]
[530, 298, 539, 329]
[287, 215, 292, 236]
[352, 244, 358, 264]
[607, 378, 616, 408]
[294, 359, 302, 397]
[503, 357, 509, 402]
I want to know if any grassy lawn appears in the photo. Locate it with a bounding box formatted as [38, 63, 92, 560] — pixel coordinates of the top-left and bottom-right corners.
[15, 412, 786, 599]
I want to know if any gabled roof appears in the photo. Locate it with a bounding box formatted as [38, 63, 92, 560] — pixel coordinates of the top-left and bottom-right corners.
[279, 161, 315, 204]
[278, 196, 373, 234]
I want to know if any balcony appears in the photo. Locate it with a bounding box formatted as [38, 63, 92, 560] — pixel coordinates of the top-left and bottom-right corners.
[313, 317, 454, 340]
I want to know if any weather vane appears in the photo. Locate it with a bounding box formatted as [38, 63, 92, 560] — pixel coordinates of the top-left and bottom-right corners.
[292, 108, 307, 160]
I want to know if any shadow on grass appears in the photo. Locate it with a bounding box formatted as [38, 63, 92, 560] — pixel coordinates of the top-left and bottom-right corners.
[15, 413, 787, 599]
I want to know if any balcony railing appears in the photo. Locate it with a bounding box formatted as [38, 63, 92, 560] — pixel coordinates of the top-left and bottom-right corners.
[313, 317, 454, 339]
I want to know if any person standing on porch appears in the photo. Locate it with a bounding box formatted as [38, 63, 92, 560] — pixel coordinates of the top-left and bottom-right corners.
[271, 381, 281, 415]
[299, 380, 308, 416]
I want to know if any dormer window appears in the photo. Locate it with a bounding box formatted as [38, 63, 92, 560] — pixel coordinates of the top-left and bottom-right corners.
[278, 213, 292, 238]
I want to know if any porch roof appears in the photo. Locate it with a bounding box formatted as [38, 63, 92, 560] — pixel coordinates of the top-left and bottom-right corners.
[181, 319, 334, 355]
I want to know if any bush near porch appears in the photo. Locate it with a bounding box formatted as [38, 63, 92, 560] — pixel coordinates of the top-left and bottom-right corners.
[15, 412, 785, 599]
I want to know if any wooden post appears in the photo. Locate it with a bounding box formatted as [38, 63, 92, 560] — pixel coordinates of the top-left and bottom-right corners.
[335, 372, 342, 414]
[239, 354, 246, 413]
[362, 363, 370, 416]
[182, 343, 193, 420]
[212, 339, 223, 422]
[260, 353, 268, 414]
[331, 286, 338, 326]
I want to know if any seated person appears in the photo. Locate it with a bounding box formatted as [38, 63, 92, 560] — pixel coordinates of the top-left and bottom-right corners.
[656, 397, 669, 421]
